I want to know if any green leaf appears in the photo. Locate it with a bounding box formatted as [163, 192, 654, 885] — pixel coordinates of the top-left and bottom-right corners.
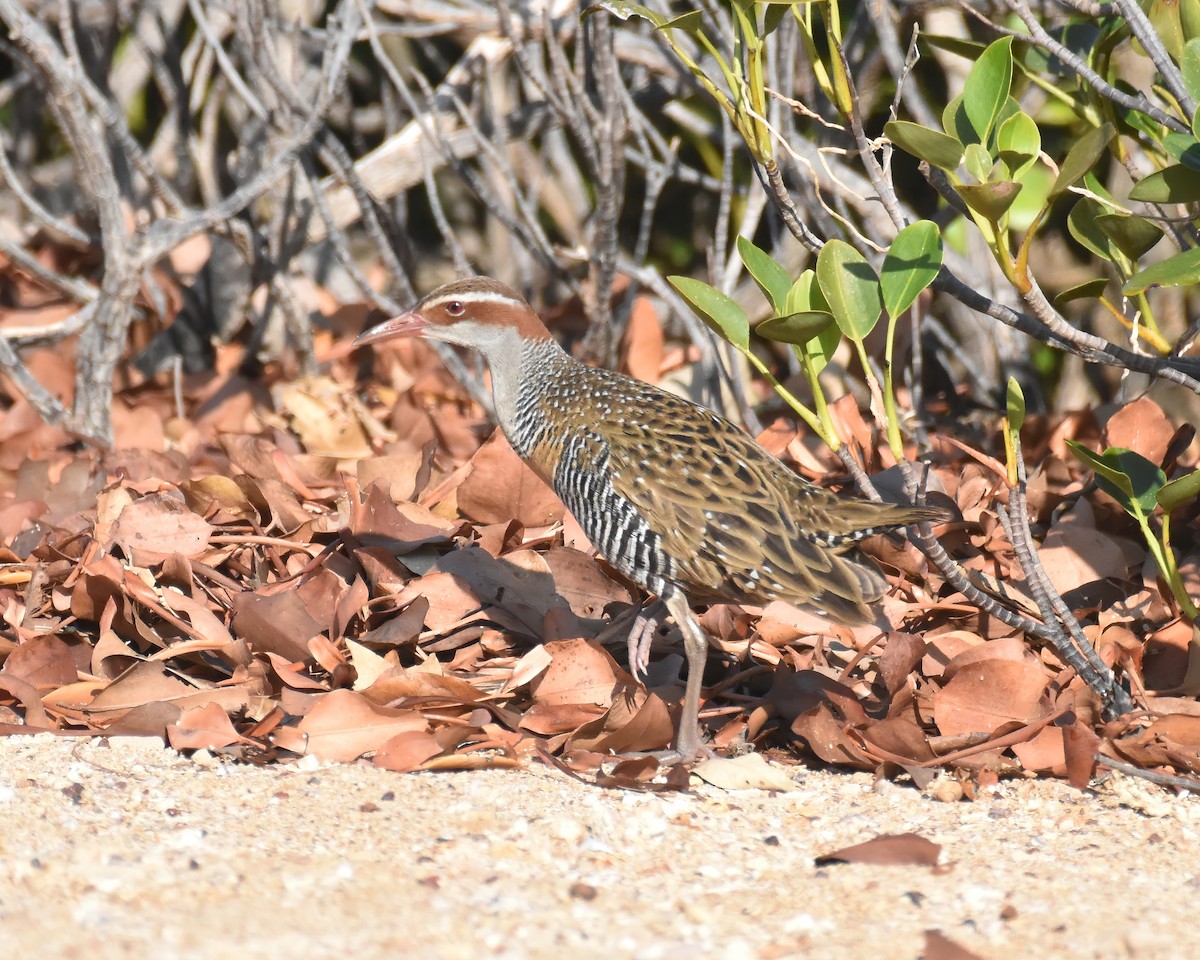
[1006, 163, 1054, 232]
[1066, 440, 1133, 499]
[1148, 0, 1185, 62]
[1067, 197, 1116, 262]
[659, 10, 705, 34]
[668, 276, 750, 350]
[1052, 277, 1110, 308]
[1066, 441, 1167, 515]
[1183, 39, 1200, 107]
[588, 2, 668, 27]
[803, 321, 843, 376]
[1122, 247, 1200, 295]
[1050, 123, 1115, 197]
[1094, 213, 1164, 261]
[1006, 377, 1026, 433]
[1159, 468, 1200, 513]
[756, 311, 836, 344]
[1184, 0, 1200, 45]
[956, 181, 1023, 222]
[884, 121, 965, 171]
[962, 37, 1014, 147]
[784, 270, 821, 312]
[1163, 132, 1200, 171]
[1128, 164, 1200, 203]
[923, 33, 989, 60]
[1004, 377, 1025, 486]
[815, 240, 884, 342]
[942, 94, 977, 147]
[881, 220, 943, 319]
[963, 143, 993, 183]
[737, 237, 792, 315]
[995, 111, 1041, 179]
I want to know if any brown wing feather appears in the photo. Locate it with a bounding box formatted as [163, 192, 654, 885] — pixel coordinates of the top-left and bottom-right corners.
[593, 387, 933, 622]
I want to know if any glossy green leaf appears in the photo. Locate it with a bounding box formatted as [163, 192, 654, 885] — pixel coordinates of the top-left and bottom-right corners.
[1006, 377, 1026, 433]
[802, 321, 843, 376]
[884, 121, 964, 171]
[962, 37, 1013, 146]
[956, 181, 1023, 222]
[1050, 123, 1115, 197]
[1122, 247, 1200, 295]
[737, 236, 791, 315]
[1067, 197, 1115, 262]
[1066, 440, 1132, 498]
[1128, 164, 1200, 203]
[1094, 214, 1164, 261]
[1006, 163, 1054, 232]
[995, 111, 1041, 179]
[964, 143, 993, 183]
[1066, 441, 1166, 514]
[1159, 468, 1200, 513]
[1184, 39, 1200, 107]
[815, 240, 883, 341]
[783, 270, 830, 314]
[1051, 277, 1110, 308]
[1183, 0, 1200, 45]
[668, 276, 750, 350]
[757, 311, 836, 344]
[1148, 0, 1185, 61]
[880, 221, 943, 319]
[1164, 132, 1200, 171]
[1004, 377, 1026, 486]
[923, 33, 989, 60]
[942, 94, 977, 147]
[589, 2, 668, 27]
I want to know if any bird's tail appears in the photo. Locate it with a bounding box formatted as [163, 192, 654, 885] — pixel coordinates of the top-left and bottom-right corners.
[803, 501, 952, 549]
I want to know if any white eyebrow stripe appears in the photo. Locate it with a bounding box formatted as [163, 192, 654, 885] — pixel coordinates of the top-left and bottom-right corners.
[421, 290, 522, 310]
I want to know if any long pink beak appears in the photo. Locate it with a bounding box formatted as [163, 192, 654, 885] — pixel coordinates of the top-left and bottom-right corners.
[353, 309, 429, 347]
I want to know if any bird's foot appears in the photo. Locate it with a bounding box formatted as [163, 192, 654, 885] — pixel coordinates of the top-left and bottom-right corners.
[625, 601, 666, 682]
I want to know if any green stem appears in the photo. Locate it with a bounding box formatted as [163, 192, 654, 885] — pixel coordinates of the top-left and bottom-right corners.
[850, 336, 896, 461]
[882, 312, 904, 460]
[742, 348, 837, 449]
[1157, 513, 1200, 620]
[799, 348, 838, 448]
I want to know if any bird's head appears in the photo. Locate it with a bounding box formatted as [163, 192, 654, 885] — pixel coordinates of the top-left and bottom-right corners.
[354, 276, 551, 353]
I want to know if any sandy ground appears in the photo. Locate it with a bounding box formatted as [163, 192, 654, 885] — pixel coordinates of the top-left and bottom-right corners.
[0, 735, 1194, 960]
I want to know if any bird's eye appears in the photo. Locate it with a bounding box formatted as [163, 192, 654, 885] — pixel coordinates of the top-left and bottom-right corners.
[446, 300, 465, 316]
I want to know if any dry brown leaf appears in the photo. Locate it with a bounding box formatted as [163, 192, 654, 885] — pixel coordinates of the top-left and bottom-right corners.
[921, 929, 986, 960]
[1009, 722, 1067, 775]
[542, 547, 633, 619]
[110, 492, 212, 564]
[457, 430, 564, 527]
[372, 730, 445, 771]
[691, 753, 797, 791]
[569, 689, 672, 753]
[933, 660, 1051, 738]
[274, 377, 373, 458]
[619, 295, 664, 383]
[353, 483, 457, 552]
[1, 633, 77, 687]
[292, 688, 427, 762]
[356, 446, 432, 504]
[529, 639, 622, 707]
[1105, 396, 1174, 465]
[230, 569, 347, 661]
[1039, 504, 1140, 594]
[168, 701, 255, 751]
[814, 832, 941, 866]
[179, 475, 259, 521]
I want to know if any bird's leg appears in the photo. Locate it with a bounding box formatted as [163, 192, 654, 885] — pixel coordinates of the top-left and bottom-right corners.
[626, 598, 667, 682]
[663, 592, 709, 759]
